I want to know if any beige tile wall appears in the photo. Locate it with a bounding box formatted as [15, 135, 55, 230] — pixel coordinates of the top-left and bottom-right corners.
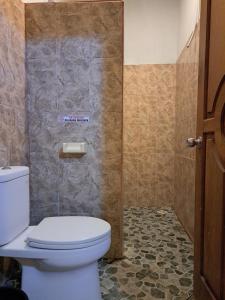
[124, 64, 176, 207]
[174, 25, 199, 240]
[0, 0, 27, 284]
[0, 0, 27, 167]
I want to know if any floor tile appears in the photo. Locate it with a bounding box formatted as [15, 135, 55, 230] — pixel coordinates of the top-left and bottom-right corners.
[99, 207, 193, 300]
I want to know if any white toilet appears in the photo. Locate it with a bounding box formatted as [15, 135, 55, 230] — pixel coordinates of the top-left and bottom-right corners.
[0, 166, 111, 300]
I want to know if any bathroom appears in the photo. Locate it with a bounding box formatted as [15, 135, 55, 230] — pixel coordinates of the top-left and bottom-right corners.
[1, 0, 224, 299]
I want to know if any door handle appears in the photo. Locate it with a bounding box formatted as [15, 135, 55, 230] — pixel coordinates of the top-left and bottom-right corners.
[186, 136, 203, 148]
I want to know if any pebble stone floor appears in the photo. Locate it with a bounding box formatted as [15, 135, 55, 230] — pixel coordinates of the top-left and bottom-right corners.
[99, 207, 194, 300]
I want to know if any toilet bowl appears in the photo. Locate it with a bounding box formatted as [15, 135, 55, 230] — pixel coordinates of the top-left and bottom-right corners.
[0, 167, 111, 300]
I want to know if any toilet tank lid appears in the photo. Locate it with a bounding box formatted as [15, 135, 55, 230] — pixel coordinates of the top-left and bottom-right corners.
[0, 166, 29, 183]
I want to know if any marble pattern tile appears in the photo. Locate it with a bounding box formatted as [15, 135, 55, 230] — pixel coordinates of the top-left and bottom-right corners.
[0, 0, 27, 286]
[174, 25, 199, 241]
[174, 157, 196, 240]
[124, 64, 176, 208]
[0, 0, 27, 167]
[123, 155, 138, 207]
[26, 0, 123, 259]
[100, 207, 193, 299]
[25, 3, 58, 39]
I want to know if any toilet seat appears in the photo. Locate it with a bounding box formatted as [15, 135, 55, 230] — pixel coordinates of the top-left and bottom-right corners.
[26, 216, 111, 250]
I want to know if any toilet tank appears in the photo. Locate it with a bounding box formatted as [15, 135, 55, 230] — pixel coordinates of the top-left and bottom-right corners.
[0, 166, 29, 246]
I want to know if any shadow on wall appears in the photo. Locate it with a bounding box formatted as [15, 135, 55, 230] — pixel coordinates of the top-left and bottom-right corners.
[25, 1, 123, 259]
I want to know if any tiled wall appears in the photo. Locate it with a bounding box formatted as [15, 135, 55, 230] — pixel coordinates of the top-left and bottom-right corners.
[174, 25, 199, 240]
[0, 0, 27, 167]
[0, 0, 27, 285]
[124, 65, 176, 207]
[26, 1, 123, 259]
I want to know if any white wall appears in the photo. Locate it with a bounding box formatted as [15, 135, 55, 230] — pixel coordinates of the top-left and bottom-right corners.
[124, 0, 200, 65]
[177, 0, 200, 56]
[124, 0, 179, 65]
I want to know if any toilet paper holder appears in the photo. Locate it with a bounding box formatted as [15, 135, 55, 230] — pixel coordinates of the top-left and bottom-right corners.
[59, 143, 87, 158]
[62, 143, 87, 154]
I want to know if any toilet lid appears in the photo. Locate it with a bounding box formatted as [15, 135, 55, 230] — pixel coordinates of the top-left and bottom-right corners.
[26, 216, 111, 250]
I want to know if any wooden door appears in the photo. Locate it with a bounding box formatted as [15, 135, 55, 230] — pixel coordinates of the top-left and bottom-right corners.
[194, 1, 225, 299]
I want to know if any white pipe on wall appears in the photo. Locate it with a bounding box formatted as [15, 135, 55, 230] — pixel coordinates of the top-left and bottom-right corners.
[177, 0, 200, 56]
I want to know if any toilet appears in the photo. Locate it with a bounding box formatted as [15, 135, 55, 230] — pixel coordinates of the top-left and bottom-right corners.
[0, 166, 111, 300]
